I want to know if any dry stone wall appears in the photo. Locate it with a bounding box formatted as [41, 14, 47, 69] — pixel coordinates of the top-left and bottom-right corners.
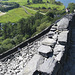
[23, 14, 74, 75]
[0, 14, 75, 75]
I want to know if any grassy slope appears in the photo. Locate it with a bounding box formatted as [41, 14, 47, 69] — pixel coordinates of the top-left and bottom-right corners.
[0, 6, 37, 23]
[0, 7, 30, 23]
[2, 0, 65, 10]
[0, 0, 65, 23]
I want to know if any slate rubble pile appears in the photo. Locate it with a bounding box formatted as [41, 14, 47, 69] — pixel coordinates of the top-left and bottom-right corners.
[0, 35, 47, 75]
[23, 14, 74, 75]
[0, 14, 74, 75]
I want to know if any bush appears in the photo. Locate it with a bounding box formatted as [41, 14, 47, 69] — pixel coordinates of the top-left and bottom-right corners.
[46, 11, 54, 18]
[48, 7, 51, 9]
[13, 35, 23, 45]
[42, 7, 46, 9]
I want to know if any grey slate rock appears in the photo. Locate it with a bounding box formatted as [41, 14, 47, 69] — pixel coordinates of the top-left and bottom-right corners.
[37, 57, 59, 75]
[53, 45, 65, 55]
[52, 26, 57, 30]
[55, 52, 64, 62]
[38, 45, 52, 57]
[38, 45, 52, 53]
[47, 31, 55, 38]
[58, 31, 69, 45]
[57, 18, 69, 30]
[42, 37, 56, 47]
[23, 54, 44, 75]
[52, 34, 58, 41]
[50, 28, 56, 32]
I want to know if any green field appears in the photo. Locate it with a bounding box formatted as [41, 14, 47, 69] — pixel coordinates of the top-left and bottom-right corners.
[0, 6, 37, 23]
[0, 7, 30, 23]
[1, 0, 31, 5]
[0, 0, 65, 23]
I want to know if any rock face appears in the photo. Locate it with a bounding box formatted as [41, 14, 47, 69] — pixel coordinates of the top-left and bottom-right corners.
[23, 54, 44, 75]
[58, 31, 69, 45]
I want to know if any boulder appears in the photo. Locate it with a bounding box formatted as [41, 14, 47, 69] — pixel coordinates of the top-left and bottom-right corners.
[37, 57, 59, 75]
[58, 31, 69, 45]
[57, 18, 69, 30]
[23, 54, 44, 75]
[53, 45, 65, 55]
[42, 37, 56, 47]
[38, 45, 52, 57]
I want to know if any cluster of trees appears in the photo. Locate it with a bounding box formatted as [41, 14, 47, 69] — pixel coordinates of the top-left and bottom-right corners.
[68, 3, 75, 12]
[32, 0, 42, 3]
[27, 0, 43, 4]
[0, 11, 55, 54]
[0, 2, 19, 12]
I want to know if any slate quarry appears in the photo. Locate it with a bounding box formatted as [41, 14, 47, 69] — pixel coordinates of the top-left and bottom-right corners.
[0, 13, 75, 75]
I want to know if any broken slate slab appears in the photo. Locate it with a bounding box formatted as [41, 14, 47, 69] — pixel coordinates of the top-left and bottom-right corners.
[52, 25, 57, 29]
[57, 17, 69, 30]
[50, 28, 56, 32]
[58, 31, 69, 45]
[23, 54, 44, 75]
[42, 37, 56, 47]
[47, 31, 55, 38]
[53, 45, 65, 55]
[55, 52, 64, 62]
[52, 33, 58, 41]
[37, 57, 59, 75]
[38, 45, 52, 57]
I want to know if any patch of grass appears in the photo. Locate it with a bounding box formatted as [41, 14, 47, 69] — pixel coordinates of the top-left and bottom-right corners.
[0, 7, 30, 23]
[1, 0, 32, 5]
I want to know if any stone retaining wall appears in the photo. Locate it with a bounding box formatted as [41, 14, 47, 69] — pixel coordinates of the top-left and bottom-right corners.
[23, 14, 75, 75]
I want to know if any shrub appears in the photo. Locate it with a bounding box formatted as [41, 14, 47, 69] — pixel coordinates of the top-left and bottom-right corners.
[42, 7, 46, 9]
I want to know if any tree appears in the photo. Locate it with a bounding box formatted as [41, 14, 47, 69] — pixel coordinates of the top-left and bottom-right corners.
[27, 0, 30, 4]
[17, 18, 26, 36]
[2, 23, 8, 39]
[68, 3, 75, 12]
[32, 0, 42, 3]
[0, 24, 2, 36]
